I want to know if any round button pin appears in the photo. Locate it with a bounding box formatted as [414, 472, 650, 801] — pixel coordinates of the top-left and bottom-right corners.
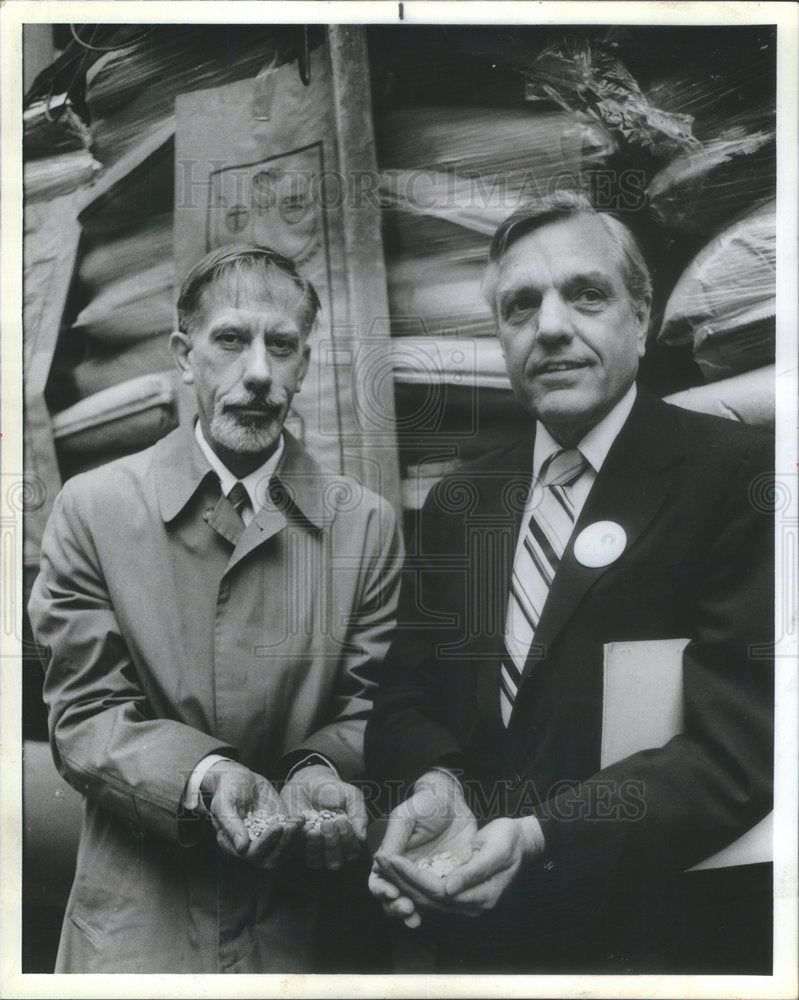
[573, 521, 627, 568]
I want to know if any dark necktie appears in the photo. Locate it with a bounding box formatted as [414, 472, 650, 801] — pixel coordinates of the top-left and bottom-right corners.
[226, 481, 251, 524]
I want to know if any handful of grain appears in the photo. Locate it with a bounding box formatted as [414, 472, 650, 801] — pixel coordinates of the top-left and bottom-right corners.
[416, 850, 466, 879]
[243, 809, 292, 841]
[301, 808, 345, 833]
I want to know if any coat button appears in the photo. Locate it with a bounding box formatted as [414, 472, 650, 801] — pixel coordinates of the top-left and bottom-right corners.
[507, 772, 522, 791]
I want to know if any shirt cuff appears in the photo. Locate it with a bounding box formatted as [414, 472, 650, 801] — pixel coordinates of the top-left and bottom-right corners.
[427, 766, 463, 789]
[286, 753, 340, 781]
[520, 814, 547, 858]
[181, 753, 232, 811]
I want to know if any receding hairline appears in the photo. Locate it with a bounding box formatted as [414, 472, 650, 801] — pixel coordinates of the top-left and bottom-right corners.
[177, 245, 320, 337]
[191, 264, 312, 334]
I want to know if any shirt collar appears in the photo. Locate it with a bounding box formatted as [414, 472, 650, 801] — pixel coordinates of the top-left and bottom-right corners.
[194, 420, 284, 512]
[533, 383, 637, 478]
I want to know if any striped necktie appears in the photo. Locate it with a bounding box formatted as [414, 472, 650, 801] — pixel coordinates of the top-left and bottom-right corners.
[226, 481, 251, 525]
[500, 448, 588, 726]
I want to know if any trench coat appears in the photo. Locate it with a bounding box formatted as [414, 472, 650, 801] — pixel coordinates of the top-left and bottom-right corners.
[29, 422, 402, 972]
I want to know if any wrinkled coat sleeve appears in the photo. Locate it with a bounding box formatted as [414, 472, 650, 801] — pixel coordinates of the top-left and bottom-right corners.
[279, 497, 404, 781]
[29, 480, 234, 845]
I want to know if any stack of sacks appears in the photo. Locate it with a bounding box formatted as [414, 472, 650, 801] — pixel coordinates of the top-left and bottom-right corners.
[84, 25, 284, 165]
[23, 94, 101, 202]
[657, 200, 775, 384]
[73, 215, 175, 346]
[52, 372, 178, 477]
[377, 107, 615, 337]
[68, 212, 176, 401]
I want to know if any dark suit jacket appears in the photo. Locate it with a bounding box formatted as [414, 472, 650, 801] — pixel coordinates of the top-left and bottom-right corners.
[366, 391, 774, 972]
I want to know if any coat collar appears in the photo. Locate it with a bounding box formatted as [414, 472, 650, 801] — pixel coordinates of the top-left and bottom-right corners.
[155, 419, 334, 530]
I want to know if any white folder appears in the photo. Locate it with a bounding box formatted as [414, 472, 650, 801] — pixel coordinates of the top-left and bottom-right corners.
[601, 638, 772, 871]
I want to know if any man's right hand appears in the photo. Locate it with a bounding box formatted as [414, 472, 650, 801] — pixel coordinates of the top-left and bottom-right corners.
[370, 770, 477, 927]
[200, 760, 300, 868]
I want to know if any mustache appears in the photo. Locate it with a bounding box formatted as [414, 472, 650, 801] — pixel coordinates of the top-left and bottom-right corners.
[220, 395, 283, 416]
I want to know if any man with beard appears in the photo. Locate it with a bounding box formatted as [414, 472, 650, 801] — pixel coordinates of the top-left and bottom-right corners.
[29, 245, 402, 972]
[366, 193, 774, 973]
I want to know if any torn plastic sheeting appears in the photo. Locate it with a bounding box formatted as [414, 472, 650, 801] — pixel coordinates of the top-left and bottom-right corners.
[647, 126, 775, 232]
[24, 93, 91, 159]
[658, 199, 775, 352]
[693, 318, 775, 384]
[523, 38, 697, 158]
[665, 365, 774, 429]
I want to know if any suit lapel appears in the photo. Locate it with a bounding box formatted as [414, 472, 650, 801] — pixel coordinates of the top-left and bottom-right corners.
[523, 392, 685, 675]
[469, 436, 535, 729]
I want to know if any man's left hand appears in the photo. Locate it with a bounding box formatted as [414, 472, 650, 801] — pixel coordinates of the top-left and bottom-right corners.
[281, 764, 367, 870]
[441, 816, 546, 912]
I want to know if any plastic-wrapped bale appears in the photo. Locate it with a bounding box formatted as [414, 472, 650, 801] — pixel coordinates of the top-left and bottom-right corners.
[79, 214, 173, 291]
[52, 371, 178, 461]
[657, 200, 775, 382]
[24, 150, 102, 203]
[664, 365, 774, 431]
[72, 333, 174, 400]
[378, 108, 615, 233]
[387, 253, 494, 338]
[72, 261, 175, 346]
[378, 106, 614, 177]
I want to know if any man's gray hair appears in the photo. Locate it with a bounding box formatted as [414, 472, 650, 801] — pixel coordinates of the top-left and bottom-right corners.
[482, 191, 652, 315]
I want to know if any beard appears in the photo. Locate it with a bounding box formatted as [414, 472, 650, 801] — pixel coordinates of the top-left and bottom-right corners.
[208, 396, 285, 454]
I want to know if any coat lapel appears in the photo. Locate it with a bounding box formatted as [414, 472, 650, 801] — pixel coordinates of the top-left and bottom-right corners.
[223, 432, 333, 576]
[523, 392, 685, 675]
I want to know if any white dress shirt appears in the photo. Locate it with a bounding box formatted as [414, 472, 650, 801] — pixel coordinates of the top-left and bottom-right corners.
[194, 421, 284, 526]
[515, 382, 638, 565]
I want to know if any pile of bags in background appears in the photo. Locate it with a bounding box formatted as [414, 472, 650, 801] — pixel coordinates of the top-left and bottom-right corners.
[373, 29, 776, 448]
[24, 25, 294, 477]
[23, 24, 777, 485]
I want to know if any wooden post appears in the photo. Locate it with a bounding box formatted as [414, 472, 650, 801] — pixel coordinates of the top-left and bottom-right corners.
[327, 26, 401, 515]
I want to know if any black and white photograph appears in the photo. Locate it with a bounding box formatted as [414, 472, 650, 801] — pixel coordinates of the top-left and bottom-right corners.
[1, 2, 797, 997]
